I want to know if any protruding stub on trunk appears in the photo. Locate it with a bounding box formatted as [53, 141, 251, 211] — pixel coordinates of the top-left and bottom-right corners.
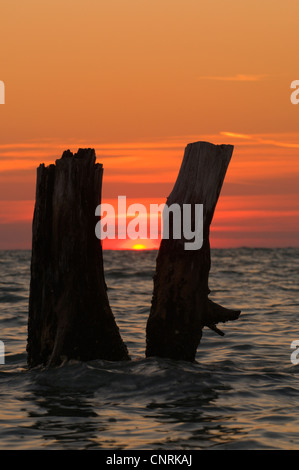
[27, 148, 129, 368]
[146, 141, 241, 362]
[204, 299, 240, 336]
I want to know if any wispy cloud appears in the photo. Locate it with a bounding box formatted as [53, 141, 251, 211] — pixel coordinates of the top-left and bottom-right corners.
[220, 132, 252, 140]
[221, 131, 299, 149]
[0, 138, 186, 173]
[198, 74, 268, 82]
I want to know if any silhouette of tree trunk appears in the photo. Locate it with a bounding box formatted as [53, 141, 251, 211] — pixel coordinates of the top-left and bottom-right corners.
[146, 141, 241, 362]
[27, 148, 129, 368]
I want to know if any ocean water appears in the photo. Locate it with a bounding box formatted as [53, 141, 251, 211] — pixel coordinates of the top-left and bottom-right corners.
[0, 248, 298, 450]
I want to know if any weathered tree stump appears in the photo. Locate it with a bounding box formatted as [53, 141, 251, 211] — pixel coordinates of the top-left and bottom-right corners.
[146, 141, 241, 362]
[27, 148, 129, 368]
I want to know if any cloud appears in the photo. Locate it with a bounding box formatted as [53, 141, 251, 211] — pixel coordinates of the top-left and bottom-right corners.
[198, 74, 268, 82]
[220, 132, 253, 140]
[220, 131, 299, 149]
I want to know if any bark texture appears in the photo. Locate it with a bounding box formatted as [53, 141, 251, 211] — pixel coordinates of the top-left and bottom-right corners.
[146, 141, 241, 361]
[27, 148, 129, 368]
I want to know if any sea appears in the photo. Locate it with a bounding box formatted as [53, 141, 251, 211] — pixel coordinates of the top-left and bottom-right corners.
[0, 248, 298, 450]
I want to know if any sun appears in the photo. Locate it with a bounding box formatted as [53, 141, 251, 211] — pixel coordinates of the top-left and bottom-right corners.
[132, 244, 147, 250]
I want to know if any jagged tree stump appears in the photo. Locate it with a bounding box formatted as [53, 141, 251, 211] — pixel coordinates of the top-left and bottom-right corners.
[27, 148, 129, 368]
[146, 141, 241, 362]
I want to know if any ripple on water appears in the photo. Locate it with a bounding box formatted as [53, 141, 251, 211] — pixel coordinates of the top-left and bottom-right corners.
[0, 248, 299, 449]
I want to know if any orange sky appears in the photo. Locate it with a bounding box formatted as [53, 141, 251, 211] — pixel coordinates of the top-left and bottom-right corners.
[0, 1, 298, 249]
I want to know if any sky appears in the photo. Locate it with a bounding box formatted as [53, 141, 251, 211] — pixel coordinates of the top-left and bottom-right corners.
[0, 0, 298, 249]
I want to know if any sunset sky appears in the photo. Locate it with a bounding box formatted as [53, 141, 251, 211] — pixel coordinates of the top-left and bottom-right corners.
[0, 0, 298, 249]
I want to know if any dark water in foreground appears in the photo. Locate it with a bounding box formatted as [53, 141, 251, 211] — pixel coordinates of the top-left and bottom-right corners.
[0, 248, 298, 450]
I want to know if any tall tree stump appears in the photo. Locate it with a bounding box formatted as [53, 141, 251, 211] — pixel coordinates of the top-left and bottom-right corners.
[146, 141, 241, 362]
[27, 148, 129, 368]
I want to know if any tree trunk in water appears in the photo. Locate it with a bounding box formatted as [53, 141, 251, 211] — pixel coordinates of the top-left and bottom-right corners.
[27, 148, 129, 368]
[146, 141, 241, 362]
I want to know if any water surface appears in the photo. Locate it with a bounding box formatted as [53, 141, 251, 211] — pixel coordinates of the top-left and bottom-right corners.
[0, 248, 298, 449]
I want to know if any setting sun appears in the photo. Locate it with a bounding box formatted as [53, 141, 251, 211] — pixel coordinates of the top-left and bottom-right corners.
[132, 244, 147, 250]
